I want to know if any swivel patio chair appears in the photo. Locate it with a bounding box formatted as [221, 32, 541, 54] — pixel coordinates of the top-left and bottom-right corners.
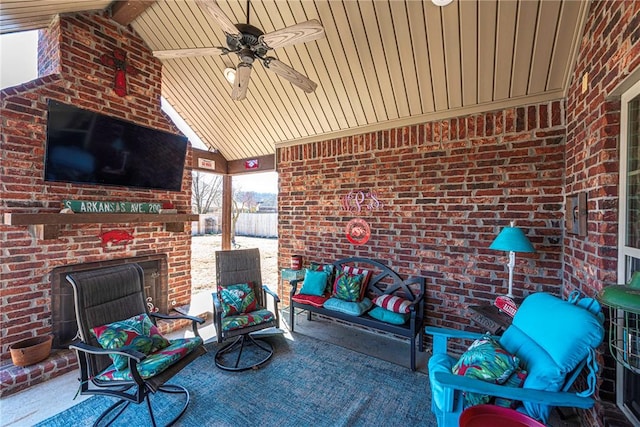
[426, 292, 604, 427]
[66, 264, 206, 427]
[213, 248, 280, 371]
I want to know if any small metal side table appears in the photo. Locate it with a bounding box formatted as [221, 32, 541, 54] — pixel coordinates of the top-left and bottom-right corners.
[281, 268, 305, 290]
[468, 304, 514, 335]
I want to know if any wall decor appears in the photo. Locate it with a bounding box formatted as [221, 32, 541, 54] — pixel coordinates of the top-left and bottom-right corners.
[63, 200, 161, 213]
[341, 190, 384, 213]
[345, 218, 371, 245]
[566, 192, 587, 236]
[101, 48, 138, 97]
[99, 229, 134, 246]
[245, 159, 259, 169]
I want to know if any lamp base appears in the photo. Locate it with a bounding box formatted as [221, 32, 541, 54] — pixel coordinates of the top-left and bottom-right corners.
[494, 295, 518, 318]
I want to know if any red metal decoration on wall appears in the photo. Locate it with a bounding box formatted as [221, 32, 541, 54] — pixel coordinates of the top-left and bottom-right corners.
[345, 218, 371, 245]
[101, 48, 138, 97]
[100, 229, 134, 247]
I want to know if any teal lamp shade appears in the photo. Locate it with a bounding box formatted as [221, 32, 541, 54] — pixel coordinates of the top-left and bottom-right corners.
[489, 226, 535, 253]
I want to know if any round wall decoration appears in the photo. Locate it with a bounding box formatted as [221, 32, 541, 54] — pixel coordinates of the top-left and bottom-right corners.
[345, 218, 371, 245]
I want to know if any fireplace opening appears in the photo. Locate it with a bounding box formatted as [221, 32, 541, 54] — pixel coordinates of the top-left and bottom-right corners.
[50, 255, 169, 349]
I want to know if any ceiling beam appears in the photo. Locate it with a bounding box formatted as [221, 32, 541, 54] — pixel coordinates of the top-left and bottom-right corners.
[110, 1, 155, 26]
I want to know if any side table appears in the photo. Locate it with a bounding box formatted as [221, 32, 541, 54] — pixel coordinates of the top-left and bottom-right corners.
[281, 268, 305, 291]
[468, 304, 514, 335]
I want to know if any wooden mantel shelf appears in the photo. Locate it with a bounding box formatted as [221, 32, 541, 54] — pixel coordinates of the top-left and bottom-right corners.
[3, 212, 200, 239]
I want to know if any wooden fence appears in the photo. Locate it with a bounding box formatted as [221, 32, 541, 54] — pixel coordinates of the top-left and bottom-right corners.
[192, 212, 278, 238]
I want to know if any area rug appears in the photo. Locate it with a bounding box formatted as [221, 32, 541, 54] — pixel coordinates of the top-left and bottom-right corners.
[36, 333, 435, 427]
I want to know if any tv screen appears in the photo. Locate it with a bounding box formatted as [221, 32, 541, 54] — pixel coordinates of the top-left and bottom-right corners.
[44, 100, 188, 192]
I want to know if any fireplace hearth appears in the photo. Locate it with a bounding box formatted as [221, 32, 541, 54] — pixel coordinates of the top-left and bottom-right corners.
[50, 255, 169, 349]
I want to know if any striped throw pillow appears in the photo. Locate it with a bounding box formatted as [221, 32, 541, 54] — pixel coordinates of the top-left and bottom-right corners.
[373, 294, 411, 314]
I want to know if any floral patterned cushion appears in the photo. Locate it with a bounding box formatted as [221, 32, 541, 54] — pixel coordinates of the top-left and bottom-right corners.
[341, 266, 373, 300]
[332, 272, 364, 302]
[494, 368, 528, 408]
[452, 335, 520, 408]
[221, 308, 275, 332]
[220, 283, 257, 316]
[91, 313, 170, 371]
[94, 337, 203, 381]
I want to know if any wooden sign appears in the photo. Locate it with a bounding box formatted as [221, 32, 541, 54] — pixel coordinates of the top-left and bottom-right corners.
[198, 158, 216, 170]
[63, 200, 161, 213]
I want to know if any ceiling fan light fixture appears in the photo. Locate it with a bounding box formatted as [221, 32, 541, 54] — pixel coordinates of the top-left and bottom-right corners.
[223, 67, 236, 84]
[432, 0, 453, 6]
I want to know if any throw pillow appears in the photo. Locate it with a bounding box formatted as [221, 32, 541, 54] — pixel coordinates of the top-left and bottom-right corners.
[299, 269, 328, 296]
[308, 263, 336, 294]
[452, 335, 520, 408]
[323, 297, 372, 316]
[373, 294, 412, 314]
[332, 272, 364, 302]
[220, 283, 257, 316]
[342, 265, 373, 300]
[368, 306, 410, 325]
[91, 313, 170, 371]
[494, 368, 528, 408]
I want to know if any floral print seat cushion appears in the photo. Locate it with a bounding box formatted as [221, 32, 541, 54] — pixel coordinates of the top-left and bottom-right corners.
[91, 313, 171, 371]
[94, 336, 203, 382]
[221, 308, 275, 332]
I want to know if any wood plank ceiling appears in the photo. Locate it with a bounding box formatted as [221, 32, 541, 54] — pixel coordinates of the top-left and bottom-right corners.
[0, 1, 589, 162]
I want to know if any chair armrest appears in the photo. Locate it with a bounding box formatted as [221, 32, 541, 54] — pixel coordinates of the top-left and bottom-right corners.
[150, 311, 205, 338]
[69, 341, 146, 362]
[425, 326, 494, 354]
[150, 311, 205, 325]
[289, 279, 301, 296]
[433, 371, 595, 409]
[406, 293, 424, 312]
[262, 284, 280, 303]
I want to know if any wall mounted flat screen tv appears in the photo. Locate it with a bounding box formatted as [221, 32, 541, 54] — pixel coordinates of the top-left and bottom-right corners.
[44, 100, 188, 192]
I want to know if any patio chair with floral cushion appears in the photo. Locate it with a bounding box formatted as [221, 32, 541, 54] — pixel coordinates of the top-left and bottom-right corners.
[66, 263, 206, 426]
[213, 248, 280, 371]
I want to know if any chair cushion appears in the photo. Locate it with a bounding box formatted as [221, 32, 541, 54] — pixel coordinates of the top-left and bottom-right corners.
[299, 269, 329, 296]
[452, 335, 520, 408]
[94, 336, 203, 381]
[372, 294, 411, 314]
[498, 293, 604, 422]
[332, 271, 364, 302]
[368, 306, 409, 325]
[220, 283, 257, 316]
[221, 308, 275, 332]
[291, 293, 330, 307]
[323, 297, 372, 316]
[91, 313, 170, 371]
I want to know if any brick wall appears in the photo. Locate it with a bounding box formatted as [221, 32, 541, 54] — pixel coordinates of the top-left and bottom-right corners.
[278, 101, 566, 330]
[0, 11, 193, 380]
[565, 1, 640, 426]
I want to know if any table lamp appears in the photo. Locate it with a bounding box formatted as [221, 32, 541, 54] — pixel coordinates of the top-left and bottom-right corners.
[490, 221, 535, 299]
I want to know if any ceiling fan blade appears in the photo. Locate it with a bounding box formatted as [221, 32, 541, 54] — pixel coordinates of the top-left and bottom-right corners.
[153, 47, 225, 59]
[196, 0, 241, 37]
[232, 63, 252, 101]
[260, 19, 325, 50]
[264, 58, 317, 93]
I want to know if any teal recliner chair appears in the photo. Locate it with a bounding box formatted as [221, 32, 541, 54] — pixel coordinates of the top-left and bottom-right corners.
[426, 292, 604, 426]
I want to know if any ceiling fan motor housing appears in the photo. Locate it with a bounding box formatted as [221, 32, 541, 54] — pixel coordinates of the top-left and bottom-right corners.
[227, 23, 268, 58]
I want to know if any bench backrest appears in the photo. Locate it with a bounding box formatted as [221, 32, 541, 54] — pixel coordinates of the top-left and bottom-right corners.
[332, 257, 425, 305]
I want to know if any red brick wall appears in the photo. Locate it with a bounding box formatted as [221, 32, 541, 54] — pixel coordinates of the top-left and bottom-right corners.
[278, 101, 566, 330]
[565, 1, 640, 426]
[0, 12, 193, 365]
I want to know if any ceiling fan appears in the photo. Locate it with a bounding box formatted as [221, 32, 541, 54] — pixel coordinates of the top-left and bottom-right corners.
[153, 0, 325, 101]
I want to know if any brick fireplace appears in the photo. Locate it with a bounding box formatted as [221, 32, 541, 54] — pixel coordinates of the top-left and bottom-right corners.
[0, 12, 194, 396]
